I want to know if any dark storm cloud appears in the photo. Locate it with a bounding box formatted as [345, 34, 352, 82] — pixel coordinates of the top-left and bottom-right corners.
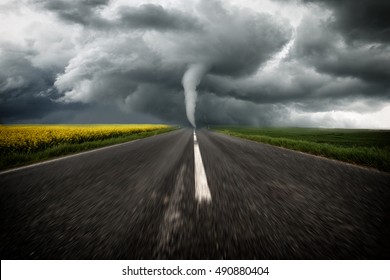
[313, 46, 390, 85]
[36, 0, 110, 27]
[118, 4, 203, 31]
[266, 0, 390, 117]
[0, 42, 56, 121]
[196, 92, 279, 127]
[38, 0, 202, 32]
[178, 0, 292, 78]
[275, 0, 390, 42]
[2, 0, 390, 127]
[51, 0, 292, 125]
[123, 84, 187, 124]
[289, 13, 390, 84]
[202, 61, 380, 110]
[0, 42, 85, 123]
[302, 0, 390, 43]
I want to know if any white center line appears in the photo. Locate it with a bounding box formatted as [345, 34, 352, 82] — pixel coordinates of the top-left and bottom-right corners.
[193, 130, 212, 203]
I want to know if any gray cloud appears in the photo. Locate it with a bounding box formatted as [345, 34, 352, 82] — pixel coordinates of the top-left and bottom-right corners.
[36, 0, 110, 27]
[196, 92, 279, 127]
[49, 0, 292, 125]
[290, 13, 390, 85]
[0, 42, 57, 122]
[302, 0, 390, 43]
[118, 4, 203, 31]
[1, 0, 390, 127]
[38, 0, 203, 32]
[275, 0, 390, 42]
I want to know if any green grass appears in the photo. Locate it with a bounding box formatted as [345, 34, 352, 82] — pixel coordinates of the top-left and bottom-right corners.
[214, 126, 390, 172]
[0, 127, 176, 171]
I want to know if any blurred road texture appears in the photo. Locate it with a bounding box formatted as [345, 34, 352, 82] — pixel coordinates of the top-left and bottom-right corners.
[1, 128, 389, 259]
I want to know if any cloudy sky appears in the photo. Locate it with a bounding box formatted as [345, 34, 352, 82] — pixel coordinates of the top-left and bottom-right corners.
[1, 0, 389, 128]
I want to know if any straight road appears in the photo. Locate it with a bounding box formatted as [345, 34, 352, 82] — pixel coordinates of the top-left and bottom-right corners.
[1, 128, 389, 259]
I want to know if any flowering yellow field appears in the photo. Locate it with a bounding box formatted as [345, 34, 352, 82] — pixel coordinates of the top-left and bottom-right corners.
[0, 124, 169, 154]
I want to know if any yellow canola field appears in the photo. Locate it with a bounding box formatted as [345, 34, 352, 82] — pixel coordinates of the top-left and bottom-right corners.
[0, 124, 169, 154]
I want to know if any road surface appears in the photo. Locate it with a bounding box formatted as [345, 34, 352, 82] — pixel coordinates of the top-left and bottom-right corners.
[1, 128, 389, 259]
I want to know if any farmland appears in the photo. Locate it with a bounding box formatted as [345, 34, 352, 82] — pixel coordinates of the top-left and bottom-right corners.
[0, 124, 174, 170]
[215, 127, 390, 172]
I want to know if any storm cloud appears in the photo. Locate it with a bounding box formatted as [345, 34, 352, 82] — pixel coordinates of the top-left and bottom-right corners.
[301, 0, 390, 42]
[1, 0, 389, 128]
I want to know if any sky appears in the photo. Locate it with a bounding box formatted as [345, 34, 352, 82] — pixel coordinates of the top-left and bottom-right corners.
[1, 0, 389, 128]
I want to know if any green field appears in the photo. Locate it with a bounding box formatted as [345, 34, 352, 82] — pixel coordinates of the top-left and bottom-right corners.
[0, 125, 176, 171]
[214, 127, 390, 172]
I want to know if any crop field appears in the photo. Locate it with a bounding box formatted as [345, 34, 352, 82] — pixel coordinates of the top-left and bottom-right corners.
[0, 124, 174, 170]
[215, 127, 390, 172]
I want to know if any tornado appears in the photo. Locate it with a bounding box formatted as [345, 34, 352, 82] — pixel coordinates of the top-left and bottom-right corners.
[182, 64, 208, 128]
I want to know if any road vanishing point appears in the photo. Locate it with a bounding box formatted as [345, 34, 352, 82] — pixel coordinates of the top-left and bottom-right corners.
[1, 128, 389, 259]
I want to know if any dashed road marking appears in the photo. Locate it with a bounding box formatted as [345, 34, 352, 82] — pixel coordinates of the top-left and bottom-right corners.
[193, 130, 211, 203]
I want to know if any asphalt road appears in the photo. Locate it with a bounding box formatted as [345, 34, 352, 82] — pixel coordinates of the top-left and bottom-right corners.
[1, 128, 389, 259]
